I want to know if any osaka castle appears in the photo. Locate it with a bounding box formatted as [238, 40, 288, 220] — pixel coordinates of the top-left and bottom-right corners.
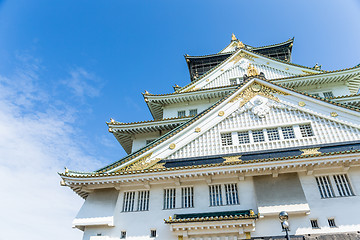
[60, 34, 360, 240]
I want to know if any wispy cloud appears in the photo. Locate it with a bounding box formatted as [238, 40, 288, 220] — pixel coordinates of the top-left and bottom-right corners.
[0, 54, 102, 240]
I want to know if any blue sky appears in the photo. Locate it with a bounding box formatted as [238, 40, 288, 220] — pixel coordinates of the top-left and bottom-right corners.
[0, 1, 359, 239]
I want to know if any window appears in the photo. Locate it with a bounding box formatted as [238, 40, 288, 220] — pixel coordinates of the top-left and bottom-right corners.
[252, 130, 265, 142]
[315, 176, 335, 198]
[97, 233, 102, 236]
[121, 231, 126, 239]
[328, 218, 336, 228]
[315, 174, 354, 198]
[164, 188, 176, 209]
[238, 132, 250, 144]
[221, 133, 233, 146]
[267, 128, 280, 141]
[178, 110, 186, 117]
[224, 183, 239, 205]
[229, 78, 237, 85]
[137, 190, 150, 211]
[189, 109, 197, 116]
[323, 91, 334, 98]
[281, 126, 295, 139]
[209, 185, 223, 206]
[299, 124, 314, 137]
[181, 187, 194, 208]
[333, 174, 354, 197]
[150, 230, 157, 238]
[123, 191, 150, 212]
[310, 219, 319, 229]
[312, 93, 320, 97]
[123, 192, 136, 212]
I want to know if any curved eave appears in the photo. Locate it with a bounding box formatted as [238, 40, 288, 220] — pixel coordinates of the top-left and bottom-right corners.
[271, 66, 360, 91]
[331, 94, 360, 107]
[144, 86, 236, 120]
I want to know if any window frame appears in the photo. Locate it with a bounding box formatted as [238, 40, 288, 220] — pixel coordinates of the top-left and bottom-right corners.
[177, 110, 186, 118]
[163, 188, 176, 210]
[315, 174, 355, 199]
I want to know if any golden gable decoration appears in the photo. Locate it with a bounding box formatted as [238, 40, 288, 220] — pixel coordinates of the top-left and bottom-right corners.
[118, 152, 162, 172]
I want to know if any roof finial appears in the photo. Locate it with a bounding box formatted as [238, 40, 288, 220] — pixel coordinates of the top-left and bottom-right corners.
[231, 33, 237, 41]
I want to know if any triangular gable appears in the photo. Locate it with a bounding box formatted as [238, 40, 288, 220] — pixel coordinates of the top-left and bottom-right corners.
[178, 49, 320, 93]
[103, 79, 360, 173]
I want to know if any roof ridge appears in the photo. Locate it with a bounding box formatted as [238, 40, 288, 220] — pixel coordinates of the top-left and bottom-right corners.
[107, 116, 192, 126]
[143, 85, 236, 97]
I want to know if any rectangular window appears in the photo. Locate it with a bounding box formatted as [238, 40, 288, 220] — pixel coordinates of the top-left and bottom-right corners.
[189, 109, 197, 116]
[281, 126, 295, 139]
[333, 174, 354, 197]
[181, 187, 194, 208]
[209, 185, 223, 206]
[178, 110, 186, 117]
[328, 218, 336, 228]
[252, 130, 265, 142]
[323, 91, 334, 98]
[299, 124, 314, 137]
[310, 219, 319, 229]
[267, 128, 280, 141]
[221, 133, 233, 146]
[121, 231, 126, 239]
[224, 183, 239, 205]
[238, 131, 250, 144]
[229, 78, 237, 85]
[150, 230, 157, 238]
[164, 188, 176, 209]
[137, 190, 150, 211]
[315, 176, 335, 198]
[123, 192, 136, 212]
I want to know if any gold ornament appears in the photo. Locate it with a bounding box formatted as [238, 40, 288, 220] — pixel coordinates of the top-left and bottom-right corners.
[218, 111, 224, 116]
[169, 143, 176, 149]
[231, 33, 237, 41]
[298, 101, 306, 107]
[300, 147, 321, 155]
[331, 112, 338, 117]
[223, 155, 242, 163]
[251, 83, 261, 92]
[247, 64, 259, 77]
[195, 128, 201, 132]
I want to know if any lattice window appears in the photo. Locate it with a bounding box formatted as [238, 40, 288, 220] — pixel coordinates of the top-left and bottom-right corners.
[229, 78, 237, 85]
[150, 230, 157, 238]
[267, 128, 280, 141]
[310, 219, 319, 229]
[189, 109, 197, 116]
[323, 91, 334, 98]
[315, 176, 335, 198]
[209, 185, 223, 206]
[224, 183, 239, 205]
[221, 133, 233, 146]
[252, 130, 265, 142]
[281, 126, 295, 139]
[333, 174, 354, 197]
[238, 131, 250, 144]
[299, 124, 314, 137]
[328, 218, 336, 228]
[137, 190, 150, 211]
[178, 110, 186, 117]
[123, 192, 136, 212]
[164, 188, 176, 209]
[181, 187, 194, 208]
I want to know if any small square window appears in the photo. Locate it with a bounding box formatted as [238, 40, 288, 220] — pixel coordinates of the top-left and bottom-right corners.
[323, 91, 334, 98]
[178, 110, 186, 117]
[267, 128, 280, 141]
[121, 231, 126, 239]
[221, 133, 233, 146]
[189, 109, 197, 116]
[238, 132, 250, 144]
[328, 218, 336, 228]
[299, 124, 314, 137]
[281, 126, 295, 139]
[310, 219, 319, 229]
[150, 229, 157, 238]
[252, 130, 265, 142]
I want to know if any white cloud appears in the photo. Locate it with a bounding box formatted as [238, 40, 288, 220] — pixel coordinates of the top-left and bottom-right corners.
[0, 55, 102, 240]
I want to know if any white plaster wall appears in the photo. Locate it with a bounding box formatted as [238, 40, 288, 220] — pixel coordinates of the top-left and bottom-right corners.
[131, 132, 163, 153]
[162, 99, 219, 119]
[295, 82, 351, 97]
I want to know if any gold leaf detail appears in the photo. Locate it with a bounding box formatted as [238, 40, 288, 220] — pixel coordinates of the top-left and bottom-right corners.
[230, 52, 255, 64]
[223, 155, 242, 163]
[229, 83, 288, 105]
[169, 143, 176, 149]
[298, 101, 306, 107]
[149, 161, 166, 170]
[300, 148, 321, 155]
[247, 64, 259, 77]
[330, 112, 338, 117]
[218, 111, 225, 116]
[119, 152, 154, 172]
[195, 127, 201, 132]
